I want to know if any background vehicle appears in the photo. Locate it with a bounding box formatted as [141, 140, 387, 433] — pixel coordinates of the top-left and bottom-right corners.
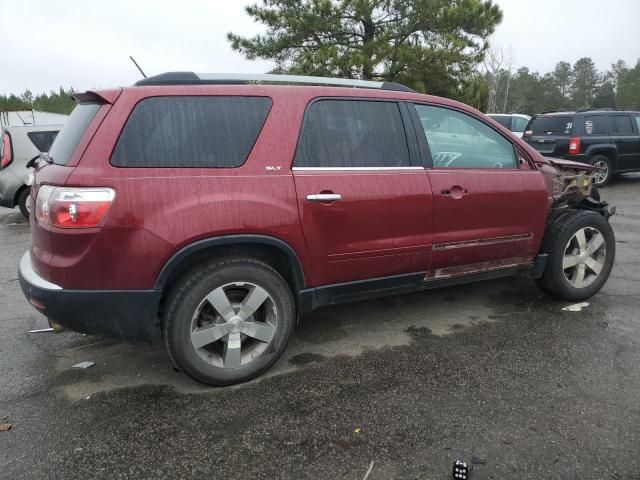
[523, 109, 640, 186]
[487, 113, 531, 138]
[19, 73, 615, 386]
[0, 124, 63, 217]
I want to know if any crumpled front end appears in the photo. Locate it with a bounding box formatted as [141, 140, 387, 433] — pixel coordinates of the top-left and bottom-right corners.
[538, 157, 616, 219]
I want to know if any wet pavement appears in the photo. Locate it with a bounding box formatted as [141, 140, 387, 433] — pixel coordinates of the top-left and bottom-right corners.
[1, 176, 639, 479]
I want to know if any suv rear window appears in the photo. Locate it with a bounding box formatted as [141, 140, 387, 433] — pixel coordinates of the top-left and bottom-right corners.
[111, 96, 272, 168]
[27, 131, 59, 152]
[294, 99, 410, 168]
[529, 116, 574, 136]
[49, 103, 101, 165]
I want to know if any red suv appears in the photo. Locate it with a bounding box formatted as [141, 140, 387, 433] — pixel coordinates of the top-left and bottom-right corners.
[19, 73, 616, 385]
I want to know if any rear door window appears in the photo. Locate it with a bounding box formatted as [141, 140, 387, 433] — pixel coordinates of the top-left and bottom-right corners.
[609, 115, 634, 135]
[112, 96, 271, 168]
[294, 99, 411, 168]
[27, 131, 59, 152]
[490, 116, 511, 129]
[584, 115, 608, 135]
[635, 115, 640, 132]
[529, 116, 574, 136]
[511, 117, 529, 132]
[49, 103, 101, 165]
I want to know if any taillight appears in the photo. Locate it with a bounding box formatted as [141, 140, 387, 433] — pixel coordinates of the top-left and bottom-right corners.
[35, 186, 115, 228]
[0, 133, 12, 169]
[568, 137, 581, 155]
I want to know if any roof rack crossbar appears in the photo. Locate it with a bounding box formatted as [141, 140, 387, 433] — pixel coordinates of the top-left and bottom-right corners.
[134, 72, 415, 92]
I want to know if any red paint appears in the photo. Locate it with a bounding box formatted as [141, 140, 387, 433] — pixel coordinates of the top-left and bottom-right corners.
[29, 84, 567, 292]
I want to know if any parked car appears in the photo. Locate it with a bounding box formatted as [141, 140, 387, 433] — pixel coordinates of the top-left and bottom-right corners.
[0, 125, 62, 217]
[523, 109, 640, 186]
[19, 73, 616, 386]
[487, 113, 531, 138]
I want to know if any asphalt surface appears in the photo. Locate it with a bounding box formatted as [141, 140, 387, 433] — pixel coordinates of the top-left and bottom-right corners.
[1, 177, 639, 479]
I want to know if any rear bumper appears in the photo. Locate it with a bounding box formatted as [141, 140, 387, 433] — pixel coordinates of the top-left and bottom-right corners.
[18, 252, 161, 343]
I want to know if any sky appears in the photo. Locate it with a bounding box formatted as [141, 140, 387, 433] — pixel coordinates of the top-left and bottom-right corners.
[1, 0, 639, 96]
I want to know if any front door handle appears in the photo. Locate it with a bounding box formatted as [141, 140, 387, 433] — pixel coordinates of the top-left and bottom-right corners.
[306, 193, 342, 202]
[441, 185, 468, 199]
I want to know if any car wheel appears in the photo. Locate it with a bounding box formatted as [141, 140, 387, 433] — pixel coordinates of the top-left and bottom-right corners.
[536, 210, 615, 301]
[590, 155, 612, 186]
[164, 257, 295, 386]
[18, 189, 30, 219]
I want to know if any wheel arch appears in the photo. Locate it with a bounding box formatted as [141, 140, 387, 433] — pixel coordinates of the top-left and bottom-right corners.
[154, 235, 306, 296]
[12, 183, 29, 208]
[585, 146, 618, 170]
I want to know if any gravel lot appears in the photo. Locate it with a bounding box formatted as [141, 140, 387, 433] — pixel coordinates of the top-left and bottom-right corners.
[1, 176, 639, 479]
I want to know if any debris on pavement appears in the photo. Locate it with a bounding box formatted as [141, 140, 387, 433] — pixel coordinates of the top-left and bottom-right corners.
[0, 423, 13, 432]
[28, 327, 55, 333]
[354, 427, 362, 434]
[562, 302, 590, 312]
[72, 361, 96, 369]
[362, 461, 374, 480]
[471, 455, 487, 465]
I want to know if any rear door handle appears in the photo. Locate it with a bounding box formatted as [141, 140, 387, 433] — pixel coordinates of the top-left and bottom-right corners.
[306, 193, 342, 202]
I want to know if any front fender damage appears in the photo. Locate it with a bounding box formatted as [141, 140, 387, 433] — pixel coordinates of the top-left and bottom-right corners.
[538, 157, 616, 220]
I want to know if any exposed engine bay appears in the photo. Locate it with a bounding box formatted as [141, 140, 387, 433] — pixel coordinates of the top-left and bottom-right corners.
[538, 157, 616, 219]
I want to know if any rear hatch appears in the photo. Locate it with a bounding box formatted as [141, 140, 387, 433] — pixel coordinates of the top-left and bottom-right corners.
[30, 99, 108, 282]
[523, 114, 574, 155]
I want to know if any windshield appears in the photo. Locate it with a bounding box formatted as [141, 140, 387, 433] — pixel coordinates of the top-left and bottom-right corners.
[48, 102, 101, 165]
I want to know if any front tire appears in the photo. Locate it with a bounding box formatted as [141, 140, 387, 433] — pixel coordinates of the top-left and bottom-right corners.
[590, 155, 613, 186]
[164, 257, 295, 386]
[18, 189, 30, 219]
[536, 210, 615, 301]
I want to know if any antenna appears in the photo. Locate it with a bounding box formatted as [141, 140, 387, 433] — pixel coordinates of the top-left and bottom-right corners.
[129, 56, 147, 79]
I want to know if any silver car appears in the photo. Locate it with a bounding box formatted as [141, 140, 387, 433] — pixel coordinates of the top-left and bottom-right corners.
[0, 125, 62, 217]
[487, 113, 531, 138]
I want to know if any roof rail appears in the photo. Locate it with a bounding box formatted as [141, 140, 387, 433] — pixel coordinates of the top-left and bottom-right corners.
[575, 107, 617, 112]
[134, 72, 415, 92]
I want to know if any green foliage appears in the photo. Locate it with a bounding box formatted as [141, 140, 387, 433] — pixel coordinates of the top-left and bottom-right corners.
[228, 0, 503, 99]
[0, 87, 76, 115]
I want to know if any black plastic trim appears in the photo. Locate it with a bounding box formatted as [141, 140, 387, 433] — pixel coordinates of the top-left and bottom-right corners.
[19, 271, 160, 344]
[134, 72, 201, 86]
[299, 267, 531, 313]
[154, 234, 306, 290]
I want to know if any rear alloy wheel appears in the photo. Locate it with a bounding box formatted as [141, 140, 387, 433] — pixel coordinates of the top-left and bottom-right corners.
[591, 155, 612, 186]
[18, 189, 30, 219]
[164, 258, 295, 385]
[536, 210, 615, 301]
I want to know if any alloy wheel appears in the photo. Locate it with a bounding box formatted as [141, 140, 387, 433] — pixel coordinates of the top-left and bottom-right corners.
[190, 282, 277, 368]
[593, 160, 609, 185]
[562, 227, 606, 288]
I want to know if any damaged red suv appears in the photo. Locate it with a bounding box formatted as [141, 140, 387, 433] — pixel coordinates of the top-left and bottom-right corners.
[19, 73, 616, 385]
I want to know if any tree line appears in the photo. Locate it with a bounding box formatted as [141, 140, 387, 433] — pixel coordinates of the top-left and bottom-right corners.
[0, 88, 76, 115]
[485, 57, 640, 115]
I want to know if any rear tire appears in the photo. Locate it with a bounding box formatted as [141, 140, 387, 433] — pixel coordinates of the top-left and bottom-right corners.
[536, 210, 615, 301]
[163, 257, 295, 386]
[590, 155, 613, 186]
[17, 189, 30, 219]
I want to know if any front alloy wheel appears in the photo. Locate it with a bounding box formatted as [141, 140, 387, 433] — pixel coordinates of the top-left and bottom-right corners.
[536, 210, 615, 301]
[562, 227, 606, 289]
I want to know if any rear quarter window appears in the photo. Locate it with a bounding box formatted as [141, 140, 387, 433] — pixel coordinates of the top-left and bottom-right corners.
[111, 96, 272, 168]
[584, 116, 608, 135]
[27, 130, 59, 152]
[530, 116, 574, 136]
